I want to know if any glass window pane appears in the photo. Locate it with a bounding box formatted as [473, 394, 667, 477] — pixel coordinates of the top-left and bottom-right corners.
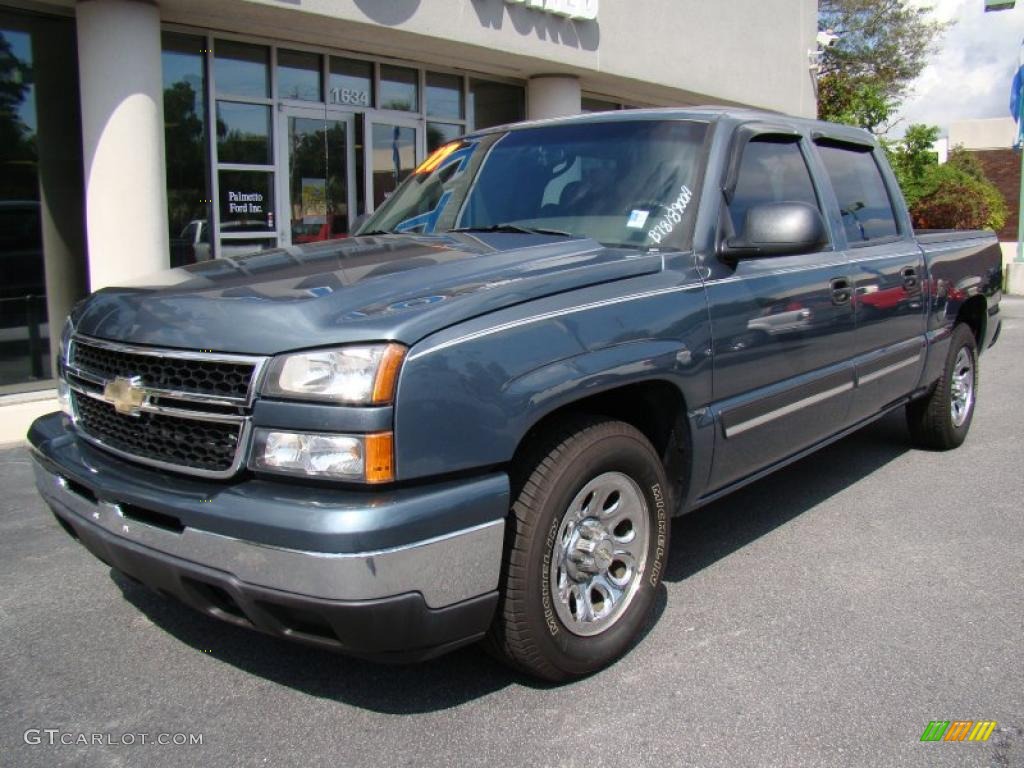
[286, 116, 351, 243]
[730, 140, 819, 236]
[218, 170, 274, 232]
[468, 79, 525, 130]
[214, 40, 269, 98]
[328, 57, 373, 107]
[216, 102, 271, 165]
[816, 144, 899, 243]
[426, 72, 463, 119]
[380, 65, 418, 112]
[0, 26, 49, 384]
[372, 124, 416, 209]
[427, 122, 463, 153]
[277, 48, 321, 102]
[162, 33, 212, 267]
[581, 97, 619, 113]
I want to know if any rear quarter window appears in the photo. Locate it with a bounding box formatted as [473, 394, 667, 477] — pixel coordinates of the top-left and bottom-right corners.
[816, 143, 899, 245]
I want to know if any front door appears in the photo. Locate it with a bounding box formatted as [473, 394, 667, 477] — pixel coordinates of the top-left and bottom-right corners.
[279, 106, 356, 246]
[705, 134, 857, 492]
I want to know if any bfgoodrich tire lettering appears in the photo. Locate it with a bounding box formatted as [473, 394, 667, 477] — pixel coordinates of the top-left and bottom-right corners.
[488, 416, 671, 682]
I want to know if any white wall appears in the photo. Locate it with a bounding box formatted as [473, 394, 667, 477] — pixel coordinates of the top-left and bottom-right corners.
[155, 0, 818, 117]
[949, 118, 1016, 150]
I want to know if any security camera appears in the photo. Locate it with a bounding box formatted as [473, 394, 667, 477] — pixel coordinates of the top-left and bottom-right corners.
[817, 30, 840, 48]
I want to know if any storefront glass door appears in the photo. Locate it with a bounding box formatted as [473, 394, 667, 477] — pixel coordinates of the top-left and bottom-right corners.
[279, 106, 356, 245]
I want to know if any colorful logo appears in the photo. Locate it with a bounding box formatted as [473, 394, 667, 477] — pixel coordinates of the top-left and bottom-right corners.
[920, 720, 997, 742]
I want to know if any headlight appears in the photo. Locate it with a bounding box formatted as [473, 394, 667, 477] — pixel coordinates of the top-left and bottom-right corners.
[59, 317, 74, 367]
[58, 318, 74, 417]
[262, 343, 406, 404]
[250, 429, 394, 483]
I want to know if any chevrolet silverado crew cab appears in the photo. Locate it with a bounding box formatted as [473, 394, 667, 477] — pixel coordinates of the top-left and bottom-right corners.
[30, 108, 1002, 682]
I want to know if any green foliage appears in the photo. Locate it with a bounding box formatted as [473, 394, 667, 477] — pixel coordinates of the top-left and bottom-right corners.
[884, 123, 940, 205]
[818, 73, 898, 133]
[817, 0, 950, 133]
[900, 144, 1009, 232]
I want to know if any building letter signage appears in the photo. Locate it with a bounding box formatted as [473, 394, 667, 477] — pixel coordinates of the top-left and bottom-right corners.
[504, 0, 598, 22]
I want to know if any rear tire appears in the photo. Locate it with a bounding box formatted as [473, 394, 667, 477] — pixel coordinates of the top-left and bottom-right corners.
[906, 323, 978, 450]
[487, 416, 671, 682]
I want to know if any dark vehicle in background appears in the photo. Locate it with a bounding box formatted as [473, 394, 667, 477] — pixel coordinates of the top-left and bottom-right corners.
[29, 109, 1001, 681]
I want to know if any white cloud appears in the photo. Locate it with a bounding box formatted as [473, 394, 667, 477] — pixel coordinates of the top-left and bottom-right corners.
[893, 0, 1024, 136]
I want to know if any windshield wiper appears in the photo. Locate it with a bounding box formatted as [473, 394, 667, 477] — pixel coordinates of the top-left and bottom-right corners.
[359, 229, 395, 236]
[449, 223, 575, 237]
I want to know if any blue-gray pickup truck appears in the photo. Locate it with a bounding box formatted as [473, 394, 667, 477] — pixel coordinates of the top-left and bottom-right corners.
[29, 108, 1002, 681]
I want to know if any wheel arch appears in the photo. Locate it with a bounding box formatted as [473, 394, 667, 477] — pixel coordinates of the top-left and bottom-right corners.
[955, 294, 987, 352]
[510, 377, 692, 516]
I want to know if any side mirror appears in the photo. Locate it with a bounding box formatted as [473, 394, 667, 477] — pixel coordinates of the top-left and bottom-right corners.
[721, 202, 828, 258]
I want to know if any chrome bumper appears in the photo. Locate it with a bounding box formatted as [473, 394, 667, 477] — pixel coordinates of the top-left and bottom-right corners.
[33, 459, 504, 609]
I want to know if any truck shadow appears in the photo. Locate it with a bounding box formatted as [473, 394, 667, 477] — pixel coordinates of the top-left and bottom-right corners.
[663, 409, 911, 583]
[114, 410, 911, 713]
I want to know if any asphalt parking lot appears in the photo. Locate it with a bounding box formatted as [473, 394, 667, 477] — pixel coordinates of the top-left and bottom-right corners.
[2, 299, 1022, 768]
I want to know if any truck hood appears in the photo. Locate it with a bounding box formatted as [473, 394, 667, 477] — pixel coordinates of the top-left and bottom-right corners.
[72, 232, 663, 355]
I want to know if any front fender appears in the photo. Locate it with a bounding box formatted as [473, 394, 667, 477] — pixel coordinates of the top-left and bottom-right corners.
[393, 275, 711, 482]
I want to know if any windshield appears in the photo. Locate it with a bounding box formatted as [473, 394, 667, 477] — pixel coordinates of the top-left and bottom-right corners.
[358, 119, 708, 250]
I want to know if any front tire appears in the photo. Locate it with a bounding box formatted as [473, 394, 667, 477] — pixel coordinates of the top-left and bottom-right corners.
[488, 417, 671, 682]
[907, 323, 978, 450]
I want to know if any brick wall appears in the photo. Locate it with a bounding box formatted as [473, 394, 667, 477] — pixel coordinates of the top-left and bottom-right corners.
[971, 148, 1020, 241]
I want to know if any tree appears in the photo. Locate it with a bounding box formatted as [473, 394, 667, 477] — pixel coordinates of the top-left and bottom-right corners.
[884, 123, 940, 205]
[910, 147, 1008, 232]
[817, 0, 950, 133]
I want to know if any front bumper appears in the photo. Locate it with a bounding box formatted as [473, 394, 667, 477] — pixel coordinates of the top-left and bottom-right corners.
[30, 412, 508, 661]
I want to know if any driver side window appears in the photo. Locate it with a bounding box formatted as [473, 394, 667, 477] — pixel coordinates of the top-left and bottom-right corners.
[730, 138, 820, 237]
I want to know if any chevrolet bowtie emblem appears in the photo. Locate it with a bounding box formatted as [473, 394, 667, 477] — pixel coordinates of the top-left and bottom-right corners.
[102, 376, 148, 416]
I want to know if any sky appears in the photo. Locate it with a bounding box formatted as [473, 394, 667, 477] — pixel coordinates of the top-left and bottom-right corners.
[895, 0, 1024, 135]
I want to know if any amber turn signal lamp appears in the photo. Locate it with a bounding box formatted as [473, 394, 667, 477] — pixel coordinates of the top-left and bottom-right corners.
[364, 432, 395, 484]
[371, 343, 406, 405]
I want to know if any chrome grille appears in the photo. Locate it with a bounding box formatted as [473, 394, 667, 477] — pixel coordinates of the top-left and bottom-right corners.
[65, 335, 267, 478]
[71, 338, 257, 402]
[73, 395, 243, 473]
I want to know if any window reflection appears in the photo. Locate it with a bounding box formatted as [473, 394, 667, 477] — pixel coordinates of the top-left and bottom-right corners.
[162, 32, 211, 266]
[0, 25, 49, 384]
[380, 65, 418, 111]
[427, 122, 462, 153]
[214, 40, 269, 99]
[216, 102, 272, 165]
[277, 49, 321, 102]
[372, 124, 416, 208]
[426, 72, 463, 119]
[468, 79, 525, 130]
[329, 57, 373, 107]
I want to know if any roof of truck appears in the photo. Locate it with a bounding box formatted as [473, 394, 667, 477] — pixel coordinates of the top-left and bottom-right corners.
[468, 105, 877, 146]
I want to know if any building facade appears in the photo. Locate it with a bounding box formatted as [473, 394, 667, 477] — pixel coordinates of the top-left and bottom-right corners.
[0, 0, 817, 408]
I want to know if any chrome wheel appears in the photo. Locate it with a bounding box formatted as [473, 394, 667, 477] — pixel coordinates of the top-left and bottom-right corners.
[950, 346, 975, 428]
[550, 471, 650, 637]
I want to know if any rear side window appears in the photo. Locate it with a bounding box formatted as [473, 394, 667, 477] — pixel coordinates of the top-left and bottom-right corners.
[816, 143, 899, 244]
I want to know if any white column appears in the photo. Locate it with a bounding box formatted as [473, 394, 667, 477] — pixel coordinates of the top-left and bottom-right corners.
[77, 0, 169, 291]
[527, 75, 582, 120]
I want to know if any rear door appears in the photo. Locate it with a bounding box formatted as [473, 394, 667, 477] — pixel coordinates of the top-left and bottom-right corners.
[812, 138, 927, 421]
[704, 129, 856, 492]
